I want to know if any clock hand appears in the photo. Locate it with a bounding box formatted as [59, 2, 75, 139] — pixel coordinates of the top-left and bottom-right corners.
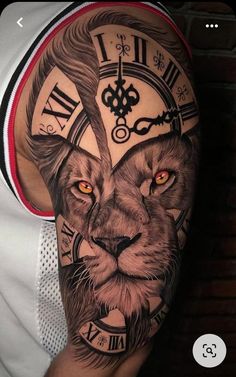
[101, 56, 140, 118]
[131, 108, 180, 136]
[111, 108, 180, 143]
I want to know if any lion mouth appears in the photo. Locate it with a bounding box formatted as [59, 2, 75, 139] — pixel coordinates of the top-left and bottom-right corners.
[95, 270, 165, 290]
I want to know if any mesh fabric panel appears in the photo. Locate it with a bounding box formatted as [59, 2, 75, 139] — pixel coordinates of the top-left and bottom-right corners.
[37, 221, 67, 358]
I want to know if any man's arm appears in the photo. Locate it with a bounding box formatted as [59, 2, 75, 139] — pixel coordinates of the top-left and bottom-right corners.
[24, 4, 199, 376]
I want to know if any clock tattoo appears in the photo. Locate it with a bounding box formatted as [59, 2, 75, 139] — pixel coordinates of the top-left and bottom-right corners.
[28, 8, 199, 368]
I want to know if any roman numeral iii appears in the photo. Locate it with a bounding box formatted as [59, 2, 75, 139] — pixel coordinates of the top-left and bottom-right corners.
[162, 60, 180, 90]
[179, 101, 198, 121]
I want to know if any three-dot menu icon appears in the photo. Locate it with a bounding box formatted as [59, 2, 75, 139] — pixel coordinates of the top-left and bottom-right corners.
[205, 24, 219, 28]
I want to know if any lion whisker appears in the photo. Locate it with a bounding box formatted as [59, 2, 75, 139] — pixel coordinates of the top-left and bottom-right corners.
[75, 268, 90, 281]
[73, 273, 92, 292]
[143, 270, 159, 280]
[70, 263, 86, 280]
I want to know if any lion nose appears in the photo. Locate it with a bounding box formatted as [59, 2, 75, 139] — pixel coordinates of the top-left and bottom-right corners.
[92, 233, 141, 258]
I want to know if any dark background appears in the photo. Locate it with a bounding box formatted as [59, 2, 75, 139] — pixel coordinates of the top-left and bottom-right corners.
[138, 2, 236, 376]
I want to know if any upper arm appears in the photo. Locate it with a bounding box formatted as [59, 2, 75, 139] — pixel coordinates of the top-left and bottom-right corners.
[25, 3, 199, 374]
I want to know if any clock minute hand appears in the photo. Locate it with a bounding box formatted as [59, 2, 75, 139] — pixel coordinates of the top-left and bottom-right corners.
[131, 108, 180, 136]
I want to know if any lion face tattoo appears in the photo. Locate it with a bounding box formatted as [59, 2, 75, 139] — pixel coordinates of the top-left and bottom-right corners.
[28, 7, 199, 368]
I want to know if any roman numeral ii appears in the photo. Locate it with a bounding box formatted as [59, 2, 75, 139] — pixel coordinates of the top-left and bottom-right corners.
[132, 35, 149, 67]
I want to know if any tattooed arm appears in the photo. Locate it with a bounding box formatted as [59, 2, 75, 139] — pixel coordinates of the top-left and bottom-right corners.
[17, 4, 200, 377]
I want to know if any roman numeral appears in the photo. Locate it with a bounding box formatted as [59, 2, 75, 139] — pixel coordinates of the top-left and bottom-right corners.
[132, 35, 149, 67]
[82, 323, 101, 343]
[42, 84, 79, 130]
[154, 309, 168, 326]
[94, 33, 111, 63]
[179, 101, 198, 121]
[61, 222, 75, 243]
[162, 60, 180, 90]
[108, 335, 125, 351]
[61, 248, 72, 262]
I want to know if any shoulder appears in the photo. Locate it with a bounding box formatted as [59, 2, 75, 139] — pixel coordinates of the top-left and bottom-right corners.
[14, 2, 196, 212]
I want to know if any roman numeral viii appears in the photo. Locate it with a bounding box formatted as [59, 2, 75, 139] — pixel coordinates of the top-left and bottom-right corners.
[61, 222, 75, 243]
[162, 60, 180, 90]
[42, 84, 79, 130]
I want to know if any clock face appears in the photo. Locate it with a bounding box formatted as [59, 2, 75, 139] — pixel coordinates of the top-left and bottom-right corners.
[32, 24, 198, 168]
[90, 25, 199, 167]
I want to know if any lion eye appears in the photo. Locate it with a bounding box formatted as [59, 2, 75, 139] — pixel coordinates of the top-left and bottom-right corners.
[77, 181, 93, 194]
[155, 170, 170, 185]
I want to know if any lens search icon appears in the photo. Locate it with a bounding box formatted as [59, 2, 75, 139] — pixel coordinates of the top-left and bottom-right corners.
[193, 334, 227, 368]
[203, 344, 216, 358]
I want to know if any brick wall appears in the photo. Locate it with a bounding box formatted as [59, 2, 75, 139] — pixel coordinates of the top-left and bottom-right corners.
[138, 2, 236, 377]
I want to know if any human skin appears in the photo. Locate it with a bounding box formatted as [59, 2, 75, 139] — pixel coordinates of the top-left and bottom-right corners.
[14, 4, 200, 377]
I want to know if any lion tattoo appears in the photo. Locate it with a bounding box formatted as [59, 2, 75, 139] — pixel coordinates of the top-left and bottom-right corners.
[29, 131, 198, 366]
[27, 6, 199, 368]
